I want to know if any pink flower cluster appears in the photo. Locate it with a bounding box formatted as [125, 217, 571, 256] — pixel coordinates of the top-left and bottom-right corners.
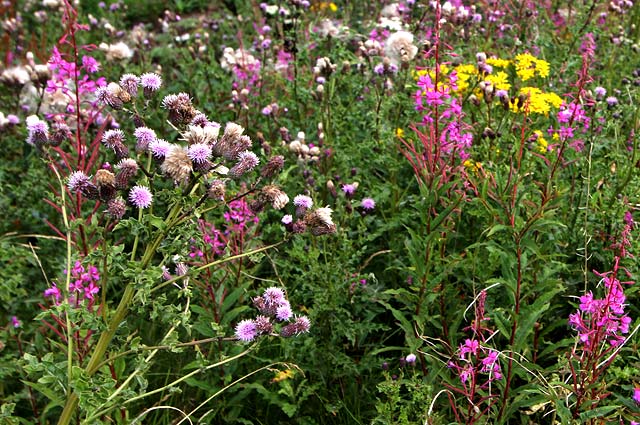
[569, 264, 633, 349]
[414, 66, 473, 160]
[47, 47, 107, 112]
[224, 198, 259, 233]
[44, 260, 100, 306]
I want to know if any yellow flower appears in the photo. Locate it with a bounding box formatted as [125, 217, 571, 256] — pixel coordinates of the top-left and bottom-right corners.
[453, 63, 477, 93]
[329, 2, 338, 11]
[514, 53, 551, 81]
[396, 128, 405, 138]
[271, 369, 295, 383]
[463, 159, 482, 172]
[486, 58, 510, 68]
[510, 87, 562, 115]
[485, 71, 511, 91]
[533, 130, 548, 153]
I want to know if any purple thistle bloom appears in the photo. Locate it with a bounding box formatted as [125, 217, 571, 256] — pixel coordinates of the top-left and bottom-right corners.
[263, 287, 286, 306]
[594, 86, 606, 99]
[282, 214, 293, 225]
[68, 171, 90, 191]
[149, 139, 173, 159]
[26, 116, 49, 145]
[405, 353, 417, 364]
[634, 388, 640, 404]
[187, 143, 212, 164]
[11, 316, 21, 328]
[342, 183, 357, 196]
[235, 319, 258, 342]
[361, 197, 376, 210]
[129, 185, 153, 208]
[293, 194, 313, 209]
[228, 151, 259, 178]
[102, 129, 125, 148]
[139, 72, 162, 91]
[276, 302, 293, 321]
[119, 73, 140, 96]
[133, 126, 156, 151]
[606, 96, 618, 106]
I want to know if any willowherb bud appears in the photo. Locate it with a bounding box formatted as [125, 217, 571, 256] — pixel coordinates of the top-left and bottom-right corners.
[161, 146, 193, 184]
[106, 197, 127, 220]
[95, 169, 117, 201]
[260, 155, 284, 178]
[207, 179, 226, 200]
[228, 151, 259, 179]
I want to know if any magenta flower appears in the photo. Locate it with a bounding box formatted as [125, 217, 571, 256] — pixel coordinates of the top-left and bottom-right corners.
[634, 387, 640, 404]
[11, 316, 21, 328]
[235, 319, 258, 342]
[81, 56, 100, 73]
[129, 185, 153, 209]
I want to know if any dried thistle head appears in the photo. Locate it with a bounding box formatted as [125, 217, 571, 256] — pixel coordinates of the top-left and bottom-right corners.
[161, 146, 193, 184]
[304, 207, 337, 236]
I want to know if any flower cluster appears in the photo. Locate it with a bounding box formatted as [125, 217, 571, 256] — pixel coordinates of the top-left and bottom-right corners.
[44, 260, 100, 307]
[282, 194, 337, 236]
[569, 260, 633, 349]
[235, 287, 310, 342]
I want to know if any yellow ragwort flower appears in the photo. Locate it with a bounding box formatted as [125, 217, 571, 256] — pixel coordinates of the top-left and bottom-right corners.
[486, 58, 510, 68]
[485, 71, 511, 91]
[396, 128, 405, 138]
[514, 53, 550, 81]
[533, 130, 548, 153]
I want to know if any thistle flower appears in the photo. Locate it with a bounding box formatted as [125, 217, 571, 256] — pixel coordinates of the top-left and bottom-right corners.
[207, 179, 226, 200]
[228, 151, 259, 179]
[361, 198, 376, 210]
[68, 171, 99, 199]
[161, 146, 193, 184]
[96, 82, 131, 109]
[304, 207, 336, 235]
[276, 303, 293, 321]
[129, 185, 153, 208]
[254, 315, 273, 334]
[133, 127, 157, 152]
[95, 169, 116, 201]
[115, 158, 139, 188]
[149, 139, 173, 159]
[140, 72, 162, 96]
[119, 73, 140, 97]
[405, 354, 417, 364]
[187, 143, 212, 164]
[293, 194, 313, 216]
[162, 92, 196, 125]
[280, 315, 311, 337]
[183, 124, 219, 145]
[260, 155, 285, 178]
[384, 31, 418, 65]
[282, 214, 293, 225]
[102, 129, 129, 159]
[263, 287, 286, 305]
[50, 121, 71, 147]
[260, 185, 289, 210]
[235, 319, 258, 342]
[26, 115, 49, 146]
[106, 197, 127, 219]
[341, 183, 358, 198]
[213, 122, 248, 159]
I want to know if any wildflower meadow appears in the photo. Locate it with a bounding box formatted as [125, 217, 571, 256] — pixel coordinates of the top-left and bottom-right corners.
[2, 0, 640, 423]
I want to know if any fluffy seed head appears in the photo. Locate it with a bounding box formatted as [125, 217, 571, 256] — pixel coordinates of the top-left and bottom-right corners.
[161, 146, 193, 184]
